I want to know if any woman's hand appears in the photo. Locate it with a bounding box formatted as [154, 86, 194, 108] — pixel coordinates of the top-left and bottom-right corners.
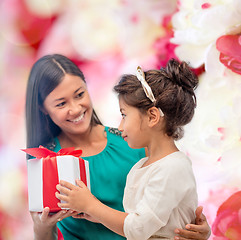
[31, 207, 77, 240]
[174, 206, 211, 240]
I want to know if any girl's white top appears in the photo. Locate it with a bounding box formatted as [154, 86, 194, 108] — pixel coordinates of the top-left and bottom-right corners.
[123, 151, 198, 240]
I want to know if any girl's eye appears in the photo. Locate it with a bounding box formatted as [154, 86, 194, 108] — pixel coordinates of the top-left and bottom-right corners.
[121, 113, 126, 119]
[56, 102, 65, 107]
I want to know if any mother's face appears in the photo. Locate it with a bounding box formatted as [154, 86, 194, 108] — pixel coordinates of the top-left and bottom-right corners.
[43, 74, 94, 137]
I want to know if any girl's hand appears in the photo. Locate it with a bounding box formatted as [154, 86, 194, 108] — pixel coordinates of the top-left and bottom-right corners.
[72, 212, 100, 223]
[31, 207, 77, 240]
[56, 179, 96, 212]
[174, 206, 211, 240]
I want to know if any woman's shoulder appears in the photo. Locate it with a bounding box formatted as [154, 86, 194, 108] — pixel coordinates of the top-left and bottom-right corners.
[105, 126, 145, 157]
[43, 139, 58, 152]
[105, 126, 122, 137]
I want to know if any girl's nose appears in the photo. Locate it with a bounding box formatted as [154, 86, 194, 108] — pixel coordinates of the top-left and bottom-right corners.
[118, 119, 124, 132]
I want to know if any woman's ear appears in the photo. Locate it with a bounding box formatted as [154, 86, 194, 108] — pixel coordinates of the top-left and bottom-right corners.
[39, 106, 48, 115]
[147, 107, 161, 127]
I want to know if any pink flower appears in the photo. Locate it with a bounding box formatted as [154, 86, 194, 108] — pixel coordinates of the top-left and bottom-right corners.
[6, 0, 58, 51]
[212, 191, 241, 239]
[201, 3, 211, 9]
[216, 34, 241, 75]
[153, 16, 178, 69]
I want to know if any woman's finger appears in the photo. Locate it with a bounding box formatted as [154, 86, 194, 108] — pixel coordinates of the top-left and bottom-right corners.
[40, 207, 50, 222]
[174, 237, 192, 240]
[174, 228, 202, 239]
[72, 213, 84, 219]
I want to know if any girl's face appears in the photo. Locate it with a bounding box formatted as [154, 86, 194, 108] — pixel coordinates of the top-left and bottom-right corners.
[43, 74, 93, 137]
[118, 97, 149, 149]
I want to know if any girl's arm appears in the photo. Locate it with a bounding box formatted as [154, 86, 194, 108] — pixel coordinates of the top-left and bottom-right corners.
[31, 207, 77, 240]
[174, 206, 211, 240]
[56, 179, 128, 237]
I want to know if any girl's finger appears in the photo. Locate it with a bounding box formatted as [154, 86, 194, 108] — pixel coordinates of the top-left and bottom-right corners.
[75, 179, 86, 188]
[57, 202, 69, 209]
[59, 180, 75, 189]
[56, 184, 71, 195]
[55, 192, 68, 201]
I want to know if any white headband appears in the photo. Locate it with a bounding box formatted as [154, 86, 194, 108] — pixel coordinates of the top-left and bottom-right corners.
[136, 66, 164, 117]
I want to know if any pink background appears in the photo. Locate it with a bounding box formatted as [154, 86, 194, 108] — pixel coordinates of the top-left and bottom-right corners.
[0, 0, 240, 239]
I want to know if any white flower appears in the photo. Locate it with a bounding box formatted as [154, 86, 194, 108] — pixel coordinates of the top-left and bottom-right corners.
[171, 0, 241, 68]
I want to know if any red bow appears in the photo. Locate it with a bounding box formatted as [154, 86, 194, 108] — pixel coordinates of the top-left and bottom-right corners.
[22, 145, 82, 159]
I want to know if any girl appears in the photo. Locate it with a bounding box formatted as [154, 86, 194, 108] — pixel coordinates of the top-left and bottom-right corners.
[26, 54, 210, 240]
[56, 59, 203, 239]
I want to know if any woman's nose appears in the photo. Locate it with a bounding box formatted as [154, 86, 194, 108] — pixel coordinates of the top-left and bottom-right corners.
[68, 102, 81, 115]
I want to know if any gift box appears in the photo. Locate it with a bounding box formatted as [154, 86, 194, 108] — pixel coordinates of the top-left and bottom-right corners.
[22, 146, 90, 213]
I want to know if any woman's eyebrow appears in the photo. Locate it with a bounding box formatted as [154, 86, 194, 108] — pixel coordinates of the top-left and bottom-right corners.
[74, 87, 85, 94]
[54, 97, 65, 102]
[54, 87, 84, 102]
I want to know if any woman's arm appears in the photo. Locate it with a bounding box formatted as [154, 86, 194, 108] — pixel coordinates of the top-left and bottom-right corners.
[174, 206, 211, 240]
[31, 207, 77, 240]
[56, 179, 128, 237]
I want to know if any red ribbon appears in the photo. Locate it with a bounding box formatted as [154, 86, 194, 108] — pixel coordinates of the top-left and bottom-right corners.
[23, 146, 84, 212]
[79, 158, 87, 189]
[42, 156, 60, 212]
[22, 145, 83, 158]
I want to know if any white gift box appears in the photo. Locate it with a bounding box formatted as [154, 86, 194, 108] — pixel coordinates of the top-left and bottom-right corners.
[27, 155, 90, 212]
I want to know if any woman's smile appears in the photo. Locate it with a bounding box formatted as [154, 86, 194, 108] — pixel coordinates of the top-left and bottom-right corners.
[68, 112, 85, 124]
[43, 74, 93, 136]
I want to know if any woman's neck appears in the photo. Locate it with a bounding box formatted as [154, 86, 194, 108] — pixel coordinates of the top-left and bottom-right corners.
[58, 125, 107, 157]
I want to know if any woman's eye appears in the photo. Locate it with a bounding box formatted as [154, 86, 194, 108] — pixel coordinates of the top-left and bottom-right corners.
[76, 91, 84, 98]
[56, 102, 65, 107]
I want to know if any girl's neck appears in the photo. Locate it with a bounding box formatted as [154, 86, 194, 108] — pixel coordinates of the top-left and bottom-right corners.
[144, 134, 179, 167]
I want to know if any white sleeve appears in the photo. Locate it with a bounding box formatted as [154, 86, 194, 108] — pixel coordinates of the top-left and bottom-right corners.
[124, 200, 164, 240]
[123, 158, 194, 240]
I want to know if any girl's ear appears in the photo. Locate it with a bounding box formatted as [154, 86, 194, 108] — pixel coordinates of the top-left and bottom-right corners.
[147, 107, 161, 127]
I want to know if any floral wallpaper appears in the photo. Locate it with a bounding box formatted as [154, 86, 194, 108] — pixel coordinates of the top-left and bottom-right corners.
[0, 0, 240, 239]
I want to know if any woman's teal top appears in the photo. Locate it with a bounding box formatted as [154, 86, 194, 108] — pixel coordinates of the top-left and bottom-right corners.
[55, 126, 145, 240]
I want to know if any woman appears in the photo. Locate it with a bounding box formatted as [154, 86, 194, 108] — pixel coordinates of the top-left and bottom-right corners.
[26, 54, 211, 240]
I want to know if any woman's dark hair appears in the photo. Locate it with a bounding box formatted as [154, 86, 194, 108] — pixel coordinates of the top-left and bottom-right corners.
[114, 58, 198, 140]
[26, 54, 102, 152]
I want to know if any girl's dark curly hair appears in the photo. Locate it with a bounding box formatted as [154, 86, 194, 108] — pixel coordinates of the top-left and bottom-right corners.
[114, 58, 198, 140]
